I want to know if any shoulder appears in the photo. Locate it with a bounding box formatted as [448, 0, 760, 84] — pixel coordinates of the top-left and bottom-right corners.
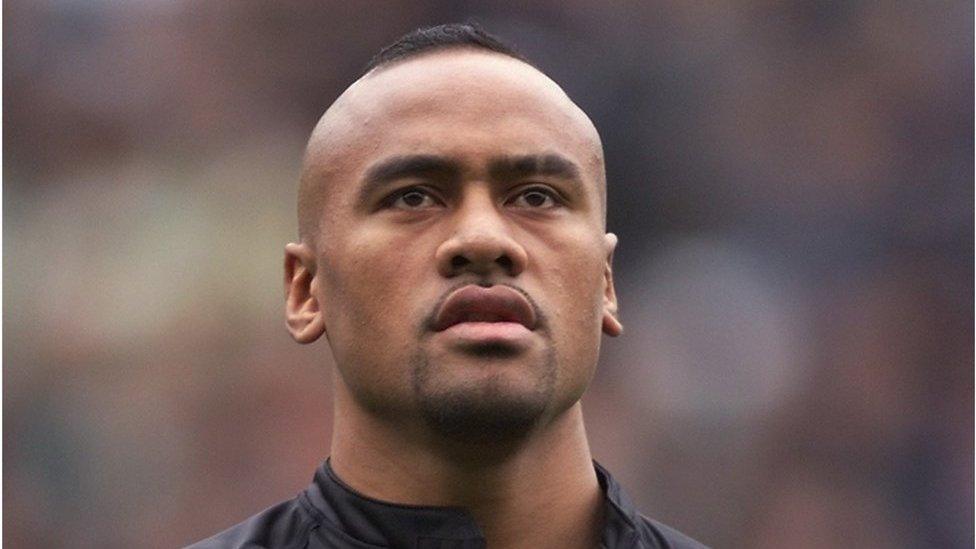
[635, 514, 709, 549]
[594, 461, 707, 549]
[184, 495, 320, 549]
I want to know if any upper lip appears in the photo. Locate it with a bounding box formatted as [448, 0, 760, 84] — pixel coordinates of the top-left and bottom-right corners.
[432, 285, 537, 332]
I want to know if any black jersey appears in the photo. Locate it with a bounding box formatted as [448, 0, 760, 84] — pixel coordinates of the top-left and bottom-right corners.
[186, 461, 705, 548]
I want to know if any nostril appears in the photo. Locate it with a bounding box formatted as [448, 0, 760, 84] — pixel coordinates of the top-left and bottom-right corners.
[451, 256, 469, 269]
[497, 255, 513, 271]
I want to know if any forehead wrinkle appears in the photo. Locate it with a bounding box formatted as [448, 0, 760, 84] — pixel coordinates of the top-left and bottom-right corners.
[357, 49, 602, 148]
[298, 49, 609, 241]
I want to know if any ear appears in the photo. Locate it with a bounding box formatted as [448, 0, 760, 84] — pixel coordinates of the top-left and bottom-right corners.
[284, 242, 326, 344]
[601, 233, 623, 337]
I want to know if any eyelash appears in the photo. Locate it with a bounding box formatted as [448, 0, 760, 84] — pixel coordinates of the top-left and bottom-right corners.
[509, 186, 561, 208]
[383, 187, 443, 209]
[383, 186, 563, 210]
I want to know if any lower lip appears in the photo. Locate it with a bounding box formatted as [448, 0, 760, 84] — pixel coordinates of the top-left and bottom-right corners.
[440, 321, 533, 343]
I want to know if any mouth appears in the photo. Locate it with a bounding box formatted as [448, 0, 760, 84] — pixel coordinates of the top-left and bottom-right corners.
[432, 284, 537, 332]
[430, 285, 538, 348]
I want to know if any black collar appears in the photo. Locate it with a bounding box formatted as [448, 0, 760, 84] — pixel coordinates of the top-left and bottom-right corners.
[298, 459, 644, 548]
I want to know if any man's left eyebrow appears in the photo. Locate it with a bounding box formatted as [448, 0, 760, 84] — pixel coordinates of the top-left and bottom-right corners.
[487, 154, 582, 182]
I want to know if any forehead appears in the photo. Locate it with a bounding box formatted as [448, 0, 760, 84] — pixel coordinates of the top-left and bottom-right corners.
[307, 50, 603, 179]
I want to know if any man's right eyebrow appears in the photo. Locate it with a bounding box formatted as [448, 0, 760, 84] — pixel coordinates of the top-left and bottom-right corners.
[359, 155, 461, 201]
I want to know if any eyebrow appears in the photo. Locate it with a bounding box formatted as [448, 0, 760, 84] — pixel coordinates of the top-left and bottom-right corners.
[359, 155, 462, 203]
[487, 154, 582, 183]
[358, 153, 584, 204]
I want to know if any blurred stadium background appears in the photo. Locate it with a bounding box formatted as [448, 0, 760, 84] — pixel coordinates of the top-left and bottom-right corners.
[4, 2, 972, 547]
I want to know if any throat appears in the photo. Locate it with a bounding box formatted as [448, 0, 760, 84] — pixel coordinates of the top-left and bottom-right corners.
[330, 399, 604, 548]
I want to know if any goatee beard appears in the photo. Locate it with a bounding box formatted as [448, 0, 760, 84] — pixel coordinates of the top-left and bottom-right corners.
[411, 347, 557, 445]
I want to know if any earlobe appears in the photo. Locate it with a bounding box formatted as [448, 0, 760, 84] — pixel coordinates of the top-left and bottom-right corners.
[602, 308, 623, 337]
[284, 242, 326, 344]
[601, 233, 623, 337]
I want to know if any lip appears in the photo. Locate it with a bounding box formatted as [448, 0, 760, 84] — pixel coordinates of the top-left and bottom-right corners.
[432, 285, 537, 333]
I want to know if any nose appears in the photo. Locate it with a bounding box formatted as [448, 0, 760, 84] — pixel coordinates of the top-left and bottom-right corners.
[435, 193, 528, 279]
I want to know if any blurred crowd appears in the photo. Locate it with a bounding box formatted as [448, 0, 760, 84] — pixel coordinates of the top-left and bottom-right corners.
[4, 2, 972, 547]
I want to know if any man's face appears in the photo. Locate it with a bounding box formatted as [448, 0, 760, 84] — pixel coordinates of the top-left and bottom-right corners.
[288, 50, 620, 439]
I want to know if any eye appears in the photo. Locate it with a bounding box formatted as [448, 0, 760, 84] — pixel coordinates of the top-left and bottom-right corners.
[510, 187, 560, 209]
[387, 188, 440, 210]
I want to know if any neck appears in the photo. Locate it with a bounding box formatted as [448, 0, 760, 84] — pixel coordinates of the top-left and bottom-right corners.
[329, 382, 604, 549]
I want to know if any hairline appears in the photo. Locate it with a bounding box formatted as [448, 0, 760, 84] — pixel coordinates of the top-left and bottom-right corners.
[360, 44, 542, 81]
[299, 48, 606, 246]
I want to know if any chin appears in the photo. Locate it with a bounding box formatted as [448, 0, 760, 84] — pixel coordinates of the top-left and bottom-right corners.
[410, 347, 557, 444]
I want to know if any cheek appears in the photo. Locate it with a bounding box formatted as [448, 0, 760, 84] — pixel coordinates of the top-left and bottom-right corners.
[531, 231, 607, 361]
[317, 232, 431, 363]
[537, 231, 606, 318]
[538, 246, 606, 405]
[325, 228, 426, 307]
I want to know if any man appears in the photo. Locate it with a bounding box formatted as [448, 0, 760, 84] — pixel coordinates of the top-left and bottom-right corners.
[190, 23, 705, 549]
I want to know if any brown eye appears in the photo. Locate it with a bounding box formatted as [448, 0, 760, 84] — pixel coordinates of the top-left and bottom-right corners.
[511, 188, 558, 209]
[390, 188, 439, 209]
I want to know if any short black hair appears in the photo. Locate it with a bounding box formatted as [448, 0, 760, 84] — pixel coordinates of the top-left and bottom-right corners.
[363, 22, 531, 75]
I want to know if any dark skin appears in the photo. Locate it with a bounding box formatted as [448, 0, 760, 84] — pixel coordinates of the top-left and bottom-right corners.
[285, 49, 623, 549]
